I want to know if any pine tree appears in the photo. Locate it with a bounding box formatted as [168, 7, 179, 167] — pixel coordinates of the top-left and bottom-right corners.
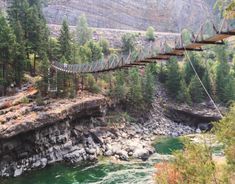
[8, 0, 49, 76]
[37, 53, 49, 95]
[12, 21, 26, 87]
[76, 14, 92, 45]
[128, 68, 143, 106]
[78, 45, 92, 63]
[0, 13, 16, 95]
[99, 38, 110, 55]
[224, 75, 235, 105]
[202, 68, 213, 96]
[59, 20, 72, 62]
[189, 76, 205, 103]
[122, 33, 136, 53]
[166, 58, 182, 98]
[142, 65, 155, 104]
[86, 40, 102, 62]
[215, 48, 230, 102]
[177, 79, 192, 104]
[184, 53, 205, 84]
[111, 70, 128, 102]
[146, 26, 155, 41]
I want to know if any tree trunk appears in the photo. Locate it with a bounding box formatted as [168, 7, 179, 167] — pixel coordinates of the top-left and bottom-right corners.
[33, 54, 36, 76]
[81, 75, 84, 91]
[2, 62, 6, 96]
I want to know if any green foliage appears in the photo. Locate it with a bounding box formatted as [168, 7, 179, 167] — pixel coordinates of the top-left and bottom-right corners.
[215, 48, 230, 102]
[78, 44, 92, 63]
[157, 63, 167, 83]
[189, 76, 205, 103]
[86, 40, 102, 62]
[181, 29, 192, 45]
[166, 58, 182, 98]
[86, 74, 100, 93]
[76, 14, 92, 45]
[202, 68, 213, 96]
[184, 53, 205, 84]
[35, 93, 45, 106]
[173, 140, 216, 184]
[111, 70, 128, 102]
[146, 26, 155, 41]
[128, 68, 143, 106]
[20, 96, 30, 104]
[0, 13, 16, 95]
[177, 79, 192, 104]
[215, 0, 235, 18]
[224, 76, 235, 105]
[37, 55, 49, 95]
[8, 0, 49, 75]
[121, 33, 136, 53]
[142, 65, 155, 103]
[59, 20, 72, 62]
[213, 105, 235, 176]
[48, 37, 60, 60]
[99, 38, 110, 55]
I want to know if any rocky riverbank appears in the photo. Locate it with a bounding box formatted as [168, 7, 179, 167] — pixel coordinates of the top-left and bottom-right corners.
[0, 85, 222, 178]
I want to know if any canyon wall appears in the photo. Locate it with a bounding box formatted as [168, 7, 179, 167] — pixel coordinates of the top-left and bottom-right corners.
[43, 0, 216, 32]
[1, 0, 217, 32]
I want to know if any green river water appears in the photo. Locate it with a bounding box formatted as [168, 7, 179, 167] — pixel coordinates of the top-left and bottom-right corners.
[0, 137, 184, 184]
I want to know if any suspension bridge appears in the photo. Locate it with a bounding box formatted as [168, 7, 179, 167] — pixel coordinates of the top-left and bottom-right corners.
[49, 19, 235, 93]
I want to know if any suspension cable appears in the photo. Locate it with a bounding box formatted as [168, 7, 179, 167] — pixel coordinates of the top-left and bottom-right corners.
[183, 45, 224, 118]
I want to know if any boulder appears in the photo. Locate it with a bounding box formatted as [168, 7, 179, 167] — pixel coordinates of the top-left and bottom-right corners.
[14, 166, 23, 177]
[133, 147, 150, 160]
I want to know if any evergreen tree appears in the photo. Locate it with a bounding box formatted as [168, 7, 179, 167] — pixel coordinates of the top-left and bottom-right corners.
[48, 37, 60, 61]
[79, 45, 92, 63]
[202, 68, 213, 96]
[158, 63, 167, 83]
[184, 53, 205, 84]
[59, 20, 72, 62]
[166, 58, 182, 98]
[215, 47, 230, 102]
[12, 21, 26, 87]
[177, 79, 192, 104]
[142, 65, 155, 104]
[111, 70, 128, 102]
[86, 40, 102, 62]
[99, 38, 110, 55]
[189, 76, 205, 103]
[146, 26, 155, 41]
[8, 0, 49, 75]
[121, 33, 136, 53]
[76, 14, 92, 45]
[224, 75, 235, 104]
[128, 68, 143, 105]
[37, 54, 49, 95]
[0, 13, 16, 95]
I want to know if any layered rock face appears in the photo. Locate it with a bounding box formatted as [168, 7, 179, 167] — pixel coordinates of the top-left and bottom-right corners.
[43, 0, 216, 32]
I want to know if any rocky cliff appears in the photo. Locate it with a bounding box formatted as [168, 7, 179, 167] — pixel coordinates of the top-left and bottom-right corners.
[1, 0, 216, 32]
[43, 0, 216, 32]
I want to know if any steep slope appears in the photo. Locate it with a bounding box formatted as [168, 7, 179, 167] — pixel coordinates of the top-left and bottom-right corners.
[43, 0, 217, 32]
[0, 0, 217, 32]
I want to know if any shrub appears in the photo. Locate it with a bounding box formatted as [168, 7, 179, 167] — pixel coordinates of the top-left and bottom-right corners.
[146, 26, 155, 41]
[20, 97, 30, 104]
[121, 33, 137, 53]
[86, 74, 101, 93]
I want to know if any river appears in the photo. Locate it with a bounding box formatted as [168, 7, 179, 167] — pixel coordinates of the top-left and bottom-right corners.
[1, 137, 185, 184]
